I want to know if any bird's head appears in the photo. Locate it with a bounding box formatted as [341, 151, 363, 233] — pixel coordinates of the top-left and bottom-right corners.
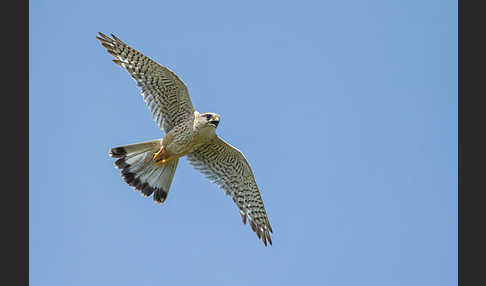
[197, 112, 220, 129]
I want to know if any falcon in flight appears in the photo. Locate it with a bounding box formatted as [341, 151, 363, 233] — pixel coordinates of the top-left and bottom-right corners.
[96, 32, 273, 246]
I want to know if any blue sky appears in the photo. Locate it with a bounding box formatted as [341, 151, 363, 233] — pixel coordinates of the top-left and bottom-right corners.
[30, 0, 457, 285]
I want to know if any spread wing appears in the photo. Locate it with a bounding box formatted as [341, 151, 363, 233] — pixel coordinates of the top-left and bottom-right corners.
[187, 136, 273, 246]
[96, 32, 195, 133]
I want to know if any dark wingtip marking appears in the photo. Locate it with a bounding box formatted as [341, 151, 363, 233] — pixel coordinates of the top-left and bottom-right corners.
[98, 32, 110, 40]
[240, 213, 247, 225]
[95, 36, 106, 43]
[250, 221, 257, 232]
[101, 42, 113, 50]
[107, 49, 118, 57]
[113, 59, 123, 66]
[111, 33, 127, 45]
[247, 217, 273, 247]
[266, 218, 273, 233]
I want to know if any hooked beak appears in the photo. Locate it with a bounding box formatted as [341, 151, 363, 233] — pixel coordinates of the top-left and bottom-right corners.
[209, 115, 220, 127]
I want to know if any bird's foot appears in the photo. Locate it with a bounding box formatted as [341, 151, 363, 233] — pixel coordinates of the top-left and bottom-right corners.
[152, 148, 170, 165]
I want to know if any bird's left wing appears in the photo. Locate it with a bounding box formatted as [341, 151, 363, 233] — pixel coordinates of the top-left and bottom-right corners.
[96, 32, 195, 133]
[187, 136, 273, 246]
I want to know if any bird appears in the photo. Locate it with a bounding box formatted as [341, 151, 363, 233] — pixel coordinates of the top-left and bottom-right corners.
[96, 32, 273, 246]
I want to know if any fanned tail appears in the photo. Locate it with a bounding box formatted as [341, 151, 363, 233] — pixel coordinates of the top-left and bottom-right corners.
[110, 139, 178, 204]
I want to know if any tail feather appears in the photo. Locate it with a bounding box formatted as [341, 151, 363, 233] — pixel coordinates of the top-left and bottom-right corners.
[109, 139, 160, 158]
[110, 139, 178, 204]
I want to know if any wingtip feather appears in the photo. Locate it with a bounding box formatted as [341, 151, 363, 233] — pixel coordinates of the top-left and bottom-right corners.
[97, 32, 110, 40]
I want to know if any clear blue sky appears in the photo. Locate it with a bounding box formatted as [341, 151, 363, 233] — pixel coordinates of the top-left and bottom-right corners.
[30, 0, 457, 285]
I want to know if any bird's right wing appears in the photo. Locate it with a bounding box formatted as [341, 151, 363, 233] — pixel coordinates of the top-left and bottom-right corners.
[96, 32, 195, 133]
[187, 136, 273, 246]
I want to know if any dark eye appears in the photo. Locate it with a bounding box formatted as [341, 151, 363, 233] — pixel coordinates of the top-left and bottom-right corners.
[205, 114, 212, 119]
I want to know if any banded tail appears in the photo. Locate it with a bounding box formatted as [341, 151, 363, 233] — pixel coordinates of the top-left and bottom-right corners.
[109, 139, 178, 204]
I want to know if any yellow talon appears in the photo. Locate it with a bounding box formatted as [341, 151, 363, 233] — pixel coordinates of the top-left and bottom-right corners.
[152, 148, 170, 165]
